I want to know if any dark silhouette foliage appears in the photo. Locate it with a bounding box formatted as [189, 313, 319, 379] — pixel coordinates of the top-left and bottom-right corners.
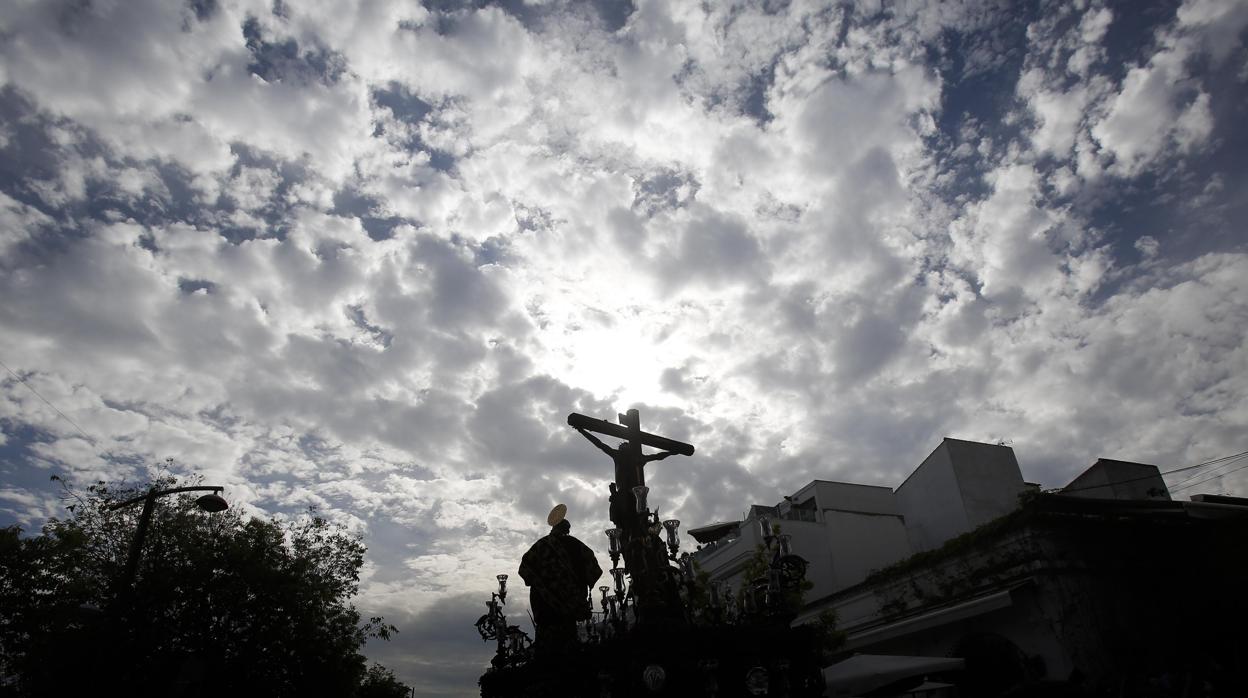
[358, 663, 413, 698]
[0, 476, 407, 698]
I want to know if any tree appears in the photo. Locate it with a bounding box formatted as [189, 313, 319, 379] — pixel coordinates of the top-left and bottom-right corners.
[0, 475, 407, 698]
[358, 663, 412, 698]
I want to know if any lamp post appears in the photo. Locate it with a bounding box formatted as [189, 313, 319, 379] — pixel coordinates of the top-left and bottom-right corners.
[108, 485, 228, 592]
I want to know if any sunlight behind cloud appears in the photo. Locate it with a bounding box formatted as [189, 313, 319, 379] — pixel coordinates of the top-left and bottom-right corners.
[2, 0, 1247, 693]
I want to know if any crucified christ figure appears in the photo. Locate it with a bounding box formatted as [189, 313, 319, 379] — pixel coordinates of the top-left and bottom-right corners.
[575, 427, 676, 527]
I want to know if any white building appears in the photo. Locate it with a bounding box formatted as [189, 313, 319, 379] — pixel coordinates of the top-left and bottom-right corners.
[689, 438, 1248, 694]
[690, 437, 1029, 601]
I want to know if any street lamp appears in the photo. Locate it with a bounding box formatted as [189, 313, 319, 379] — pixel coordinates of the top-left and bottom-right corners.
[108, 485, 228, 591]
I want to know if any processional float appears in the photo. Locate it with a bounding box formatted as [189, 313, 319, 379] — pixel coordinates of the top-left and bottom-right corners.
[475, 409, 822, 697]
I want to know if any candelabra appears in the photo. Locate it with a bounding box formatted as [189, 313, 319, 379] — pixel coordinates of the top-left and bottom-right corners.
[474, 573, 532, 668]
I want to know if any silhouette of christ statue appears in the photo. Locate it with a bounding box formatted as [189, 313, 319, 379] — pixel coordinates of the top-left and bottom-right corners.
[567, 409, 694, 530]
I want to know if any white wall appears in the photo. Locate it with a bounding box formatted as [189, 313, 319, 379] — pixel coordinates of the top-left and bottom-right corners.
[895, 440, 969, 552]
[812, 481, 899, 515]
[776, 519, 835, 599]
[1063, 459, 1170, 501]
[699, 509, 910, 604]
[823, 510, 911, 592]
[895, 439, 1025, 553]
[948, 439, 1026, 528]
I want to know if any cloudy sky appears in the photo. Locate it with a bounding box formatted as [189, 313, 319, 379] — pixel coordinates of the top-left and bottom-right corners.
[1, 0, 1246, 693]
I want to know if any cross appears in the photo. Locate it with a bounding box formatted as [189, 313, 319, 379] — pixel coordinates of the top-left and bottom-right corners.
[568, 408, 694, 531]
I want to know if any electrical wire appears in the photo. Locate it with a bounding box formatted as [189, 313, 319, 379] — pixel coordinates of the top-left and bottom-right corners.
[1168, 457, 1248, 494]
[1057, 449, 1248, 494]
[1165, 452, 1248, 491]
[0, 356, 98, 445]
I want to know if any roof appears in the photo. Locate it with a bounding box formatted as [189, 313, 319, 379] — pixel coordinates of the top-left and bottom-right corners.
[687, 520, 740, 544]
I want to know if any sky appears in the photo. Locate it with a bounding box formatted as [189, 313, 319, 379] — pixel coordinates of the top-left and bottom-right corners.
[1, 0, 1246, 693]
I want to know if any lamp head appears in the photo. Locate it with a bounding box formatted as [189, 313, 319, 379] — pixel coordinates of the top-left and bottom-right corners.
[195, 493, 228, 513]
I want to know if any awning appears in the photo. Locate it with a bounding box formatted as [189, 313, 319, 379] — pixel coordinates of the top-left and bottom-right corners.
[687, 520, 741, 544]
[822, 654, 964, 697]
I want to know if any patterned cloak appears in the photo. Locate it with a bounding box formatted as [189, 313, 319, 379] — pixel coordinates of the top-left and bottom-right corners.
[518, 532, 603, 622]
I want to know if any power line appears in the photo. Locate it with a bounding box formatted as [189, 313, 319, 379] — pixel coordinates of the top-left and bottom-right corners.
[1165, 452, 1248, 491]
[0, 357, 97, 445]
[1057, 450, 1248, 494]
[1158, 450, 1247, 477]
[1169, 458, 1248, 494]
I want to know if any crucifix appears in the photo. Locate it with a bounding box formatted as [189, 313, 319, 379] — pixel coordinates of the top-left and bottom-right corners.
[568, 408, 695, 624]
[568, 408, 695, 530]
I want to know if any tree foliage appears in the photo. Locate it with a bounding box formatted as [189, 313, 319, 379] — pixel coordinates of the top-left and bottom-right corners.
[0, 476, 408, 698]
[358, 663, 413, 698]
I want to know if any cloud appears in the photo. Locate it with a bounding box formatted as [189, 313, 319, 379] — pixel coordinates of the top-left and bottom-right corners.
[2, 0, 1247, 692]
[1088, 0, 1245, 176]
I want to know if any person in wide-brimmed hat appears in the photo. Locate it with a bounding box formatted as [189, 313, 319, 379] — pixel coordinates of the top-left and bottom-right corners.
[518, 504, 602, 658]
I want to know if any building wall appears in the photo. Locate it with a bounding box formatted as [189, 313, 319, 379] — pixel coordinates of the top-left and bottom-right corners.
[815, 525, 1077, 685]
[1063, 459, 1170, 501]
[774, 512, 911, 602]
[947, 439, 1026, 528]
[823, 511, 910, 594]
[894, 441, 970, 553]
[775, 519, 835, 600]
[895, 439, 1025, 553]
[811, 481, 899, 516]
[697, 508, 911, 603]
[692, 519, 763, 594]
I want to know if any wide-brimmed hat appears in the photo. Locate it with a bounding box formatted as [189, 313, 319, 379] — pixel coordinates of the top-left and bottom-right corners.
[547, 503, 568, 526]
